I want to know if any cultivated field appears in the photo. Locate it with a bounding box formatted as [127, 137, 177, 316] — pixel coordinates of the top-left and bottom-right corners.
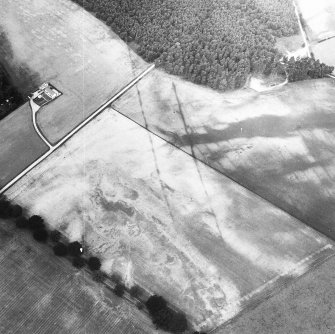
[0, 103, 48, 189]
[0, 220, 158, 334]
[312, 38, 335, 69]
[6, 110, 334, 331]
[224, 252, 335, 334]
[295, 0, 335, 42]
[295, 0, 335, 70]
[0, 0, 148, 144]
[112, 70, 335, 239]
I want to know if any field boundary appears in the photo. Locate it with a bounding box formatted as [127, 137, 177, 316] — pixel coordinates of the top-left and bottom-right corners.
[208, 244, 335, 333]
[111, 100, 335, 244]
[0, 64, 155, 195]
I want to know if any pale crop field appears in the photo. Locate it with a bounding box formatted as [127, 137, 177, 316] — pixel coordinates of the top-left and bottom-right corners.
[7, 110, 334, 331]
[312, 38, 335, 69]
[113, 69, 335, 239]
[295, 0, 335, 69]
[295, 0, 335, 41]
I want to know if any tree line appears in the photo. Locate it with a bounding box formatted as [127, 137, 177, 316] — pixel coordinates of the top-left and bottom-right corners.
[281, 56, 334, 82]
[73, 0, 299, 90]
[0, 64, 22, 120]
[0, 195, 199, 333]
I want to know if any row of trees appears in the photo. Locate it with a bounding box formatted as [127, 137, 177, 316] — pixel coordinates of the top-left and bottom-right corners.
[0, 195, 102, 270]
[73, 0, 298, 90]
[0, 195, 196, 333]
[0, 64, 22, 120]
[281, 56, 334, 82]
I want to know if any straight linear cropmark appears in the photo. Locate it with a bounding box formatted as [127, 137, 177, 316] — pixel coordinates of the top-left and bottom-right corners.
[0, 64, 155, 195]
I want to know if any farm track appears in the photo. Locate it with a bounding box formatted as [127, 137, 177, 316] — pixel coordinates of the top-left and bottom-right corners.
[292, 0, 311, 57]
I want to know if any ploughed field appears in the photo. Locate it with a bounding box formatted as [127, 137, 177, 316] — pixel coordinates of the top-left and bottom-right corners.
[0, 103, 48, 189]
[223, 253, 335, 334]
[6, 110, 334, 332]
[112, 70, 335, 240]
[0, 219, 158, 334]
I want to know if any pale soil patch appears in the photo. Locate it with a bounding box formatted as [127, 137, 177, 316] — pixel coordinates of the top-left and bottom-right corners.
[286, 46, 309, 60]
[0, 0, 148, 144]
[276, 34, 305, 54]
[248, 74, 287, 92]
[112, 69, 335, 238]
[6, 110, 333, 331]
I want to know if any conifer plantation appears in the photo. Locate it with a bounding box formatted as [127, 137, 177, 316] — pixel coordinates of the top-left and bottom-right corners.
[74, 0, 300, 90]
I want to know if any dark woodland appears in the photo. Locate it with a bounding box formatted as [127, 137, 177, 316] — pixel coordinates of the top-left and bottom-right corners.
[74, 0, 300, 90]
[282, 56, 334, 82]
[0, 64, 22, 120]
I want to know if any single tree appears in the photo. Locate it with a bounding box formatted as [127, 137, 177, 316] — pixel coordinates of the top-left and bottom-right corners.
[33, 229, 49, 242]
[87, 256, 101, 271]
[154, 308, 188, 333]
[72, 256, 86, 269]
[53, 242, 68, 256]
[129, 284, 144, 299]
[114, 283, 126, 297]
[28, 215, 45, 230]
[9, 204, 22, 218]
[50, 230, 62, 243]
[146, 295, 167, 315]
[68, 241, 83, 257]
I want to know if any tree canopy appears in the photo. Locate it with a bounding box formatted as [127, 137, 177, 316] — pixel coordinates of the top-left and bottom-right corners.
[146, 295, 188, 333]
[73, 0, 299, 90]
[0, 64, 22, 120]
[282, 56, 334, 82]
[88, 256, 101, 271]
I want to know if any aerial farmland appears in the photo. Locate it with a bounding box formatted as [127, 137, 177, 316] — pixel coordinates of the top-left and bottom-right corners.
[112, 70, 335, 239]
[6, 110, 334, 331]
[1, 0, 335, 333]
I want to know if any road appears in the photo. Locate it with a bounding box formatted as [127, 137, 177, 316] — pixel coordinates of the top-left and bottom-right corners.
[293, 0, 311, 57]
[0, 64, 155, 194]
